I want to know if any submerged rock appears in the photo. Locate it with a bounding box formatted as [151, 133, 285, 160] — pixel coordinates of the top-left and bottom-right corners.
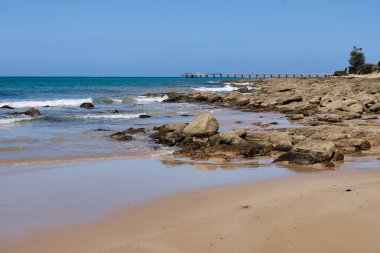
[110, 131, 134, 141]
[183, 114, 219, 137]
[139, 114, 151, 118]
[24, 108, 41, 117]
[125, 127, 146, 134]
[80, 102, 94, 109]
[1, 105, 15, 109]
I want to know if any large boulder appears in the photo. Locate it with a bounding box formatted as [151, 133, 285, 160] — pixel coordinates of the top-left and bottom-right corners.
[183, 114, 219, 137]
[274, 139, 343, 165]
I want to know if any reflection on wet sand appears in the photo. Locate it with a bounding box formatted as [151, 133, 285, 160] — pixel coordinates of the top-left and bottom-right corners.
[161, 158, 262, 171]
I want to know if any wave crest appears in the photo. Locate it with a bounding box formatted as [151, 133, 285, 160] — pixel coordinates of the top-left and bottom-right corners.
[0, 98, 93, 108]
[192, 85, 239, 92]
[134, 95, 168, 104]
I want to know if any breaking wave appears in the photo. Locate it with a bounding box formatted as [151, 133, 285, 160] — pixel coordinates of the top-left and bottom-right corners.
[134, 95, 168, 104]
[0, 98, 93, 108]
[192, 85, 239, 92]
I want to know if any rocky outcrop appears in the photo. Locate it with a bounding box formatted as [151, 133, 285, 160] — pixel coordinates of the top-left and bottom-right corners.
[183, 114, 219, 137]
[150, 115, 272, 160]
[80, 102, 94, 109]
[1, 105, 15, 109]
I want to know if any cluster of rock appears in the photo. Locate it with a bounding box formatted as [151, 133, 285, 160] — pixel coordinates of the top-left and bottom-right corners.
[9, 108, 41, 117]
[150, 114, 345, 167]
[163, 77, 380, 119]
[110, 128, 146, 141]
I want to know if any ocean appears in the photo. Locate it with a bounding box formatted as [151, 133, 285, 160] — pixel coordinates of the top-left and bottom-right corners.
[0, 77, 242, 165]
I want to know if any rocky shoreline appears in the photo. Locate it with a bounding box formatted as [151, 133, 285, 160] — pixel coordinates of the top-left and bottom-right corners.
[149, 76, 380, 169]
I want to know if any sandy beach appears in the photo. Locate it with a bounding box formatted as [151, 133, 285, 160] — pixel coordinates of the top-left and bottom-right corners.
[2, 167, 380, 253]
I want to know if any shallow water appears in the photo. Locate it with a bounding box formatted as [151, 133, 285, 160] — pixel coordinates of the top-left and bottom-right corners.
[0, 77, 230, 164]
[0, 158, 297, 236]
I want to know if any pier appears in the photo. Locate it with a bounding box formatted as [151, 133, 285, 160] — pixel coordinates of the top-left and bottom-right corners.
[181, 72, 332, 79]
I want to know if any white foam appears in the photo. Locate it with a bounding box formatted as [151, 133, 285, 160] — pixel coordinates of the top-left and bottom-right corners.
[0, 117, 33, 125]
[193, 84, 239, 92]
[134, 95, 168, 104]
[74, 113, 144, 120]
[0, 98, 93, 108]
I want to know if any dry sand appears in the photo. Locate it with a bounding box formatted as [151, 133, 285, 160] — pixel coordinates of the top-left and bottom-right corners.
[2, 169, 380, 253]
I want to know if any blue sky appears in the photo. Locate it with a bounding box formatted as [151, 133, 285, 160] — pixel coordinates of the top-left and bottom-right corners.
[0, 0, 379, 76]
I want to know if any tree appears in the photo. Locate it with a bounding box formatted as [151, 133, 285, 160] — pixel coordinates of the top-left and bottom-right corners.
[349, 46, 365, 73]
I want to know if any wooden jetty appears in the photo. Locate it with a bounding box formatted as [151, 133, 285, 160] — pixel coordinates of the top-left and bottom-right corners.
[181, 72, 332, 79]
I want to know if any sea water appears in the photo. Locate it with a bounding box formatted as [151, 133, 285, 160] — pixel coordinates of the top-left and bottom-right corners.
[0, 77, 243, 164]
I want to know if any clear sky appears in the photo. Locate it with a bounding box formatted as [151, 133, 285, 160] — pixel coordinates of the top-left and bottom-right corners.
[0, 0, 379, 76]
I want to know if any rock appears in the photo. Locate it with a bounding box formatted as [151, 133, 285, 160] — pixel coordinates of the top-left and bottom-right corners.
[150, 131, 185, 147]
[281, 95, 303, 105]
[323, 100, 344, 111]
[210, 141, 272, 158]
[183, 114, 219, 137]
[289, 114, 304, 120]
[1, 105, 15, 109]
[210, 130, 247, 145]
[345, 103, 363, 114]
[316, 114, 343, 123]
[154, 123, 188, 133]
[369, 103, 380, 112]
[309, 97, 321, 105]
[363, 115, 378, 120]
[348, 138, 371, 151]
[292, 135, 307, 143]
[340, 112, 362, 120]
[274, 139, 343, 165]
[254, 122, 270, 128]
[24, 108, 41, 117]
[94, 128, 111, 131]
[108, 110, 119, 114]
[125, 128, 146, 135]
[274, 141, 293, 152]
[235, 97, 250, 106]
[110, 131, 134, 141]
[139, 114, 151, 118]
[80, 102, 94, 109]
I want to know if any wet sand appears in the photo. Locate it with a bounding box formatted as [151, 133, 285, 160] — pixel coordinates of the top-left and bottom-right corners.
[2, 166, 380, 253]
[0, 158, 296, 236]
